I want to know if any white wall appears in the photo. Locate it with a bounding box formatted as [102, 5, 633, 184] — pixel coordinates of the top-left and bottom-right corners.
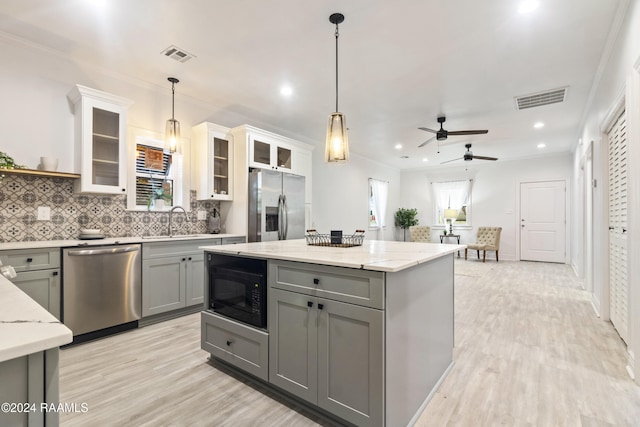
[572, 0, 640, 381]
[312, 151, 401, 241]
[0, 35, 256, 174]
[401, 153, 572, 261]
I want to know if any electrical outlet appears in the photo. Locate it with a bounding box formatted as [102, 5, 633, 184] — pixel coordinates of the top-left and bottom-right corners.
[37, 206, 51, 221]
[197, 210, 207, 220]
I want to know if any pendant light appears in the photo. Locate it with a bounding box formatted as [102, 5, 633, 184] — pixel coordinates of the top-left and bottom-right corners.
[325, 13, 349, 163]
[165, 77, 181, 154]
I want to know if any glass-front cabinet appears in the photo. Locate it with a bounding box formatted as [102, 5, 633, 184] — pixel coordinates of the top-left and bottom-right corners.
[249, 135, 292, 171]
[192, 122, 233, 200]
[67, 85, 133, 194]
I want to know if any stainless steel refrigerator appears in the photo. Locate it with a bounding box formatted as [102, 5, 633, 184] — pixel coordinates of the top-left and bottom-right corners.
[248, 169, 305, 242]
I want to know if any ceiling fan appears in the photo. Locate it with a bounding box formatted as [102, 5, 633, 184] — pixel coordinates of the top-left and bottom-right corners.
[418, 116, 488, 148]
[441, 143, 498, 164]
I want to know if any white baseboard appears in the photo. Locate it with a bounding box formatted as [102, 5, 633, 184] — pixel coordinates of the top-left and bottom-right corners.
[591, 294, 601, 318]
[627, 350, 636, 381]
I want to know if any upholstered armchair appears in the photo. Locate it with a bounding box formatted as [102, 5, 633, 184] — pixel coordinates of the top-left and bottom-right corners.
[465, 227, 502, 262]
[409, 226, 431, 243]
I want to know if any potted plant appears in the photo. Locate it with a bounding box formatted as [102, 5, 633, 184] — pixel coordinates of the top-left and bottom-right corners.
[147, 175, 172, 210]
[395, 208, 418, 241]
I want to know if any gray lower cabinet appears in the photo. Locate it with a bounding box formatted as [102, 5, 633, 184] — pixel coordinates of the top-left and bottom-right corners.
[12, 269, 61, 320]
[142, 238, 245, 317]
[201, 311, 269, 381]
[0, 349, 61, 427]
[269, 262, 385, 427]
[142, 255, 188, 316]
[0, 248, 61, 319]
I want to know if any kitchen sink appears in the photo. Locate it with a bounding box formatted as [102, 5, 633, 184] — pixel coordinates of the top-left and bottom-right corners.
[141, 234, 213, 240]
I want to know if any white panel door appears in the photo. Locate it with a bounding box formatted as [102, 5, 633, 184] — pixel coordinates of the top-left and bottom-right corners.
[520, 181, 566, 262]
[607, 110, 629, 343]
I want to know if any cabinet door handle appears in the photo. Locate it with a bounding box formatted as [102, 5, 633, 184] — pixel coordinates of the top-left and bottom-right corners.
[609, 226, 614, 230]
[307, 301, 313, 308]
[52, 271, 58, 276]
[26, 258, 33, 263]
[182, 258, 186, 261]
[188, 257, 192, 261]
[313, 278, 320, 285]
[318, 303, 324, 310]
[122, 188, 126, 192]
[226, 340, 233, 346]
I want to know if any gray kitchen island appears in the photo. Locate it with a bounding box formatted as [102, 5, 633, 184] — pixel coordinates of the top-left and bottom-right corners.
[200, 239, 463, 427]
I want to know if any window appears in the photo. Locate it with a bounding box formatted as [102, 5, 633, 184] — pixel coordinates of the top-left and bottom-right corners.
[127, 127, 187, 211]
[135, 144, 174, 207]
[368, 179, 388, 228]
[432, 180, 472, 227]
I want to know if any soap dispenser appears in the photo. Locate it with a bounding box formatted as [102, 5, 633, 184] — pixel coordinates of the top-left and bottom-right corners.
[208, 208, 221, 234]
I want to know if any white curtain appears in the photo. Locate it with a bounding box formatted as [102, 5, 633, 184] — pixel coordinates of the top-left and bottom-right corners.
[370, 179, 388, 229]
[432, 180, 471, 224]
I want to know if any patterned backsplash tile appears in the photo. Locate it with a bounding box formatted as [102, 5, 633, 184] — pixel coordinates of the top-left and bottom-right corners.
[0, 174, 219, 242]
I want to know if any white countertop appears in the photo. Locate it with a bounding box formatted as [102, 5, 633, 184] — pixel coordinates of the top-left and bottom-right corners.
[201, 239, 466, 272]
[0, 274, 72, 363]
[0, 234, 245, 251]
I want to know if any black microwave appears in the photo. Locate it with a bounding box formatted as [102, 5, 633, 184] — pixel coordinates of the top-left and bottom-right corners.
[207, 254, 267, 329]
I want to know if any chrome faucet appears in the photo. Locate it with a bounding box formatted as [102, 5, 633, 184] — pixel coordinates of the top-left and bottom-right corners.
[168, 206, 191, 237]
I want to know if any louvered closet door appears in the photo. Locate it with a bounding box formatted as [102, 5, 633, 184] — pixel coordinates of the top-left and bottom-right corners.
[608, 110, 629, 344]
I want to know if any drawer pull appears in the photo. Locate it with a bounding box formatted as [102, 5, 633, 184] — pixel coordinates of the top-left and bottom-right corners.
[52, 271, 59, 276]
[318, 303, 324, 310]
[307, 301, 313, 308]
[226, 340, 233, 346]
[26, 258, 33, 263]
[313, 278, 320, 285]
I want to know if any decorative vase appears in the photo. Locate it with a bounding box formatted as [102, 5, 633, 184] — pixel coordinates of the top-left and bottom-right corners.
[154, 199, 165, 210]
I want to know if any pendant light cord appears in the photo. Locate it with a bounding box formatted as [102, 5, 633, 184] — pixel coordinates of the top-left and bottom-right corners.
[171, 81, 176, 120]
[335, 23, 339, 112]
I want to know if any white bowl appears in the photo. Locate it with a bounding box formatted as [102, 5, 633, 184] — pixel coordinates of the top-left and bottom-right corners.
[80, 228, 101, 235]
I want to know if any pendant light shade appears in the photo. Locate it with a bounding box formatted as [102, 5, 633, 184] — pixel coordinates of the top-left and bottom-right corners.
[325, 13, 349, 163]
[326, 112, 349, 162]
[165, 77, 181, 154]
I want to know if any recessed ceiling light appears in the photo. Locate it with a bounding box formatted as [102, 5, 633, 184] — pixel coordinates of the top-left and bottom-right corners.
[280, 85, 293, 97]
[534, 122, 545, 128]
[422, 157, 429, 162]
[395, 144, 402, 150]
[537, 143, 546, 148]
[518, 0, 540, 14]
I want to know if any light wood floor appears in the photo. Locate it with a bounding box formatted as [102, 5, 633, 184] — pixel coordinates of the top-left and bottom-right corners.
[59, 260, 640, 426]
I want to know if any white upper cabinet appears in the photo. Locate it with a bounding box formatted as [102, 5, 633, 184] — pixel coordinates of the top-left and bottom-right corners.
[67, 85, 133, 194]
[192, 122, 234, 201]
[247, 129, 293, 171]
[231, 125, 313, 205]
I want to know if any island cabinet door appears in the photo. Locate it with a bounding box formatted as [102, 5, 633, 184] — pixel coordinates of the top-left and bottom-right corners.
[268, 288, 318, 404]
[317, 299, 385, 427]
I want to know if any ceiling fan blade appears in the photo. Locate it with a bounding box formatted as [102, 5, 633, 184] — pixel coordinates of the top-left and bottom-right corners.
[440, 157, 463, 165]
[447, 130, 489, 136]
[418, 127, 438, 134]
[472, 155, 498, 161]
[418, 136, 436, 148]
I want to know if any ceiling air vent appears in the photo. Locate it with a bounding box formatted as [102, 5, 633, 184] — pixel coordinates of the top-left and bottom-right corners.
[161, 45, 196, 63]
[515, 87, 567, 110]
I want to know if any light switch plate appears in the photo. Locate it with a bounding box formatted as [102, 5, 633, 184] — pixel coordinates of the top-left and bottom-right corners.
[197, 210, 207, 220]
[37, 206, 51, 221]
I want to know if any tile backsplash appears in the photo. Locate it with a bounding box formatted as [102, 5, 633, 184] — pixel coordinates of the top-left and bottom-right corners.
[0, 174, 218, 242]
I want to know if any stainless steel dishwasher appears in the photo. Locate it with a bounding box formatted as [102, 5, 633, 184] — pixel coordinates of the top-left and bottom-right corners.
[62, 244, 142, 339]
